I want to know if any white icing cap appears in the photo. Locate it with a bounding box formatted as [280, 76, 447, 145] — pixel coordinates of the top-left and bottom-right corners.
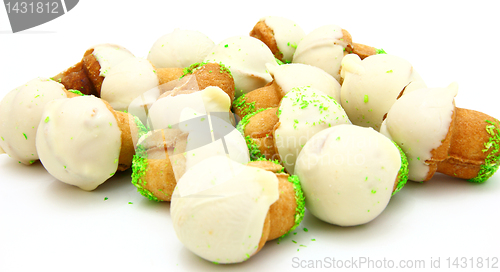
[292, 24, 348, 82]
[274, 86, 350, 174]
[36, 96, 121, 191]
[295, 124, 401, 226]
[380, 83, 458, 181]
[340, 54, 427, 131]
[204, 36, 278, 97]
[0, 78, 68, 164]
[261, 16, 305, 62]
[90, 44, 135, 77]
[100, 57, 159, 111]
[171, 156, 279, 263]
[147, 29, 215, 69]
[266, 63, 341, 102]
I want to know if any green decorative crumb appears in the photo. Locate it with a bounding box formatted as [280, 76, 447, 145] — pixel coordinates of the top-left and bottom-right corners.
[181, 61, 232, 79]
[68, 89, 85, 96]
[254, 157, 284, 173]
[376, 48, 387, 54]
[392, 141, 409, 195]
[279, 175, 306, 239]
[468, 119, 500, 183]
[232, 93, 257, 117]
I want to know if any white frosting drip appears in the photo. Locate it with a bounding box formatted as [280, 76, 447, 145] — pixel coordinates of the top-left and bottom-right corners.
[274, 87, 350, 174]
[91, 44, 134, 77]
[266, 63, 341, 102]
[0, 78, 67, 164]
[36, 96, 121, 191]
[171, 156, 279, 264]
[292, 25, 347, 82]
[147, 29, 215, 69]
[204, 36, 278, 97]
[340, 54, 427, 131]
[380, 84, 458, 182]
[100, 57, 159, 111]
[262, 16, 305, 62]
[295, 124, 401, 226]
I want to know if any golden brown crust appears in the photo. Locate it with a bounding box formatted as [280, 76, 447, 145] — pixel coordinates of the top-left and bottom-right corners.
[114, 111, 138, 171]
[157, 68, 184, 85]
[234, 81, 283, 119]
[436, 108, 495, 179]
[352, 42, 378, 60]
[341, 29, 354, 54]
[247, 160, 297, 241]
[192, 63, 235, 103]
[250, 20, 283, 61]
[245, 108, 280, 160]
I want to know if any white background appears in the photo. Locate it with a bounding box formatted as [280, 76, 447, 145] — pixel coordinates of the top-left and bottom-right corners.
[0, 0, 499, 271]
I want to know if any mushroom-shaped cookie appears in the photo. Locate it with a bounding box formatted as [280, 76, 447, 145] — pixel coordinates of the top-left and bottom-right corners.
[0, 78, 79, 165]
[238, 87, 350, 171]
[380, 83, 500, 183]
[53, 44, 135, 96]
[147, 29, 215, 69]
[292, 25, 354, 82]
[340, 54, 426, 131]
[36, 95, 139, 191]
[131, 86, 248, 201]
[204, 36, 279, 97]
[233, 63, 341, 119]
[171, 156, 305, 264]
[295, 124, 408, 227]
[249, 16, 306, 63]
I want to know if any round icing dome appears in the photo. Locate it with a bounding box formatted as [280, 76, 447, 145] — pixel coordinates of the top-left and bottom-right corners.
[274, 86, 350, 174]
[204, 36, 278, 97]
[295, 124, 402, 226]
[147, 29, 215, 69]
[101, 57, 159, 111]
[380, 84, 458, 181]
[0, 78, 68, 164]
[267, 63, 341, 102]
[171, 156, 279, 263]
[36, 96, 122, 191]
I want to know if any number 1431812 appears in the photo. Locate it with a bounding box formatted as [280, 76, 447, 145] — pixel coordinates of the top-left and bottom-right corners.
[5, 1, 59, 14]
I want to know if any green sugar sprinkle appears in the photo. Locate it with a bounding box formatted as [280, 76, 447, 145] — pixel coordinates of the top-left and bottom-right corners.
[104, 197, 108, 201]
[181, 61, 232, 79]
[128, 202, 133, 204]
[386, 70, 393, 74]
[376, 48, 387, 54]
[44, 116, 49, 123]
[303, 228, 308, 232]
[254, 157, 284, 173]
[371, 190, 377, 194]
[469, 119, 500, 183]
[392, 141, 409, 196]
[292, 240, 297, 244]
[68, 89, 85, 96]
[364, 95, 369, 103]
[279, 175, 306, 239]
[311, 239, 316, 241]
[232, 93, 257, 117]
[131, 116, 161, 202]
[23, 133, 27, 140]
[29, 160, 35, 164]
[236, 108, 269, 161]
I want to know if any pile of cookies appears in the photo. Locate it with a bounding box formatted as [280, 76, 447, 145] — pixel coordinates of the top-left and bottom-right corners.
[0, 16, 498, 264]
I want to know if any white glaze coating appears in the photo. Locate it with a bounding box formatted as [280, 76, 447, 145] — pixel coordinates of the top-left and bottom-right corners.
[91, 44, 135, 77]
[148, 86, 231, 130]
[292, 25, 348, 82]
[262, 16, 305, 62]
[171, 156, 279, 263]
[0, 78, 68, 164]
[204, 36, 278, 97]
[100, 57, 159, 111]
[340, 54, 427, 131]
[295, 124, 401, 226]
[266, 63, 341, 102]
[36, 96, 121, 191]
[380, 84, 458, 181]
[147, 29, 215, 69]
[274, 87, 350, 174]
[180, 108, 249, 171]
